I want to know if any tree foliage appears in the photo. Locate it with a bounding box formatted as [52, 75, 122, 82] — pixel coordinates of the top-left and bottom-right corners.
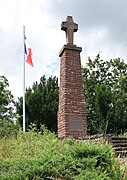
[0, 76, 15, 121]
[82, 54, 127, 135]
[16, 75, 59, 132]
[0, 76, 20, 137]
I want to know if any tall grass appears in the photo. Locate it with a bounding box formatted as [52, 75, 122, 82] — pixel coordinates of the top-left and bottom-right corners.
[0, 126, 127, 179]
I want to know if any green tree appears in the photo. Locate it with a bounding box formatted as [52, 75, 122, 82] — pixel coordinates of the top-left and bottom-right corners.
[0, 76, 15, 120]
[82, 54, 127, 135]
[16, 75, 59, 132]
[0, 76, 19, 137]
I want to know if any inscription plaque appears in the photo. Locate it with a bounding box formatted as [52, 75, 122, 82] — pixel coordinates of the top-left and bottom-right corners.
[68, 116, 83, 130]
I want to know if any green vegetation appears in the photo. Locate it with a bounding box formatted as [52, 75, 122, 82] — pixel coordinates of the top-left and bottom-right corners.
[16, 75, 59, 132]
[0, 76, 15, 121]
[0, 127, 127, 179]
[0, 76, 20, 138]
[0, 118, 20, 138]
[82, 54, 127, 135]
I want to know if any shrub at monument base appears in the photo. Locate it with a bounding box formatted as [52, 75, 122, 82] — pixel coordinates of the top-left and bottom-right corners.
[0, 119, 20, 138]
[0, 127, 126, 179]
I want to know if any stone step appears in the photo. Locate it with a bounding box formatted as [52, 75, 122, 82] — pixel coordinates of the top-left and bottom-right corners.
[110, 140, 127, 144]
[111, 137, 127, 141]
[114, 146, 127, 151]
[112, 143, 127, 147]
[108, 136, 127, 157]
[114, 151, 127, 157]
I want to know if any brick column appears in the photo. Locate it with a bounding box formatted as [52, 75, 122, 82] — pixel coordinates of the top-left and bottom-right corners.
[58, 44, 87, 139]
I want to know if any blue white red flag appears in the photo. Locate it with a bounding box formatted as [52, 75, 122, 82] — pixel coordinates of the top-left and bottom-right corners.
[24, 36, 33, 67]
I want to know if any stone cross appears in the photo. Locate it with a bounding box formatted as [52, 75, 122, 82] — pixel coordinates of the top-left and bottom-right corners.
[61, 16, 78, 45]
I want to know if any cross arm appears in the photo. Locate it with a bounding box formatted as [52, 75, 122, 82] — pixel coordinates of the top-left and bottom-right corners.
[61, 22, 67, 31]
[74, 23, 78, 32]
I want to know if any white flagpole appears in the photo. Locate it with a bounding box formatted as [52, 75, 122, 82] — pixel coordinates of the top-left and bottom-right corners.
[23, 25, 26, 132]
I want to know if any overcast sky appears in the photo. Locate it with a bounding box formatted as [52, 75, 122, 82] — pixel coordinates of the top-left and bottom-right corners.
[1, 0, 127, 99]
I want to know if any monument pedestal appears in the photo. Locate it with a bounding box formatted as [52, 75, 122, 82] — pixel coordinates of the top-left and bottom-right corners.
[58, 44, 87, 139]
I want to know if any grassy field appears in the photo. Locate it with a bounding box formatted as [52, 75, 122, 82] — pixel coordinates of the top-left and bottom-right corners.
[0, 126, 127, 179]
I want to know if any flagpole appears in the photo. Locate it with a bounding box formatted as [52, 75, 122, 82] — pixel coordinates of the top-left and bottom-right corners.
[23, 25, 26, 132]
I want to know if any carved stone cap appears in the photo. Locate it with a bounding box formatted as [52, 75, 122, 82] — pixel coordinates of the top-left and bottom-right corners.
[59, 44, 82, 57]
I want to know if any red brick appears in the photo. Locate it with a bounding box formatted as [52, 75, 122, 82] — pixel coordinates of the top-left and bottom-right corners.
[58, 45, 87, 139]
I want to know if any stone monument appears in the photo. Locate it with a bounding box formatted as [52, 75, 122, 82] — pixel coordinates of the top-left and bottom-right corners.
[58, 16, 87, 139]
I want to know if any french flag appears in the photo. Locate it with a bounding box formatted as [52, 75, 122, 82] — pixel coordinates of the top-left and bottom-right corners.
[24, 36, 33, 67]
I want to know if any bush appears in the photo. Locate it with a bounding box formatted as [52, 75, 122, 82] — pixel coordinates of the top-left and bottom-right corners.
[0, 119, 20, 138]
[0, 127, 126, 179]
